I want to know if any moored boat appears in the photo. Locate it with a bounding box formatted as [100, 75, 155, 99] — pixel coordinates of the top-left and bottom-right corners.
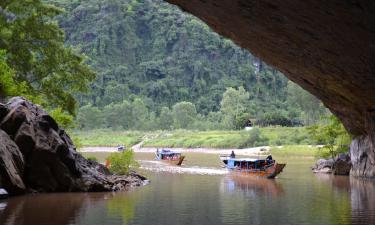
[221, 155, 286, 178]
[156, 149, 185, 166]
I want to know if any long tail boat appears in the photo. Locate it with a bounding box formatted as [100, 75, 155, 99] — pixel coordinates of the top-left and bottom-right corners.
[156, 149, 185, 166]
[220, 155, 286, 179]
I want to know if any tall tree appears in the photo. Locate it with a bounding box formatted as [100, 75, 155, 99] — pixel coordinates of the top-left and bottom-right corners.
[0, 0, 95, 114]
[220, 87, 250, 129]
[0, 50, 25, 100]
[286, 81, 327, 125]
[172, 101, 197, 129]
[158, 106, 173, 130]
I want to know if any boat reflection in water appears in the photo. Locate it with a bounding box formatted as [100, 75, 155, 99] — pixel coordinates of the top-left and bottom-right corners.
[220, 174, 284, 197]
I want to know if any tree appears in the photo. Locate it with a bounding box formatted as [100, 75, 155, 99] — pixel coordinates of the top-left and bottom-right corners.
[286, 81, 328, 125]
[239, 128, 269, 148]
[102, 81, 130, 105]
[76, 105, 103, 130]
[220, 87, 250, 129]
[257, 111, 293, 127]
[0, 50, 27, 101]
[45, 0, 330, 131]
[172, 102, 197, 129]
[158, 106, 173, 130]
[102, 101, 133, 129]
[0, 0, 95, 114]
[308, 115, 351, 159]
[131, 98, 149, 130]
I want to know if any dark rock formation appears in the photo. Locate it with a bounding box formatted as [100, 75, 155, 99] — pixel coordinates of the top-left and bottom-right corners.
[0, 130, 25, 194]
[312, 153, 351, 175]
[350, 136, 375, 177]
[166, 0, 375, 177]
[333, 153, 352, 175]
[312, 158, 334, 174]
[0, 97, 146, 195]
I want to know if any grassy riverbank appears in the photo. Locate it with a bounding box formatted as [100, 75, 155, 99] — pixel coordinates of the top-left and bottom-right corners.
[270, 145, 320, 158]
[74, 127, 316, 149]
[73, 130, 143, 147]
[143, 128, 313, 149]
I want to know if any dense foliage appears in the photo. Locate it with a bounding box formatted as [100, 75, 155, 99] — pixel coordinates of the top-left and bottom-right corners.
[107, 149, 139, 175]
[308, 115, 351, 159]
[0, 0, 95, 114]
[47, 0, 328, 130]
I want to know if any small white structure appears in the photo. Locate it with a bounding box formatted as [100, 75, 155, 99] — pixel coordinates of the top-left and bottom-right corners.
[244, 126, 253, 131]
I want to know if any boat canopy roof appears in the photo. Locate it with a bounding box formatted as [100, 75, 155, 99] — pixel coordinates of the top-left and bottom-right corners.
[160, 149, 181, 155]
[228, 158, 264, 162]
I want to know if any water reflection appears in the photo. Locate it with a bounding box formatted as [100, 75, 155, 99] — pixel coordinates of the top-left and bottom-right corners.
[221, 174, 284, 197]
[314, 173, 349, 187]
[0, 193, 91, 225]
[1, 154, 375, 225]
[0, 192, 139, 225]
[314, 174, 375, 225]
[350, 178, 375, 225]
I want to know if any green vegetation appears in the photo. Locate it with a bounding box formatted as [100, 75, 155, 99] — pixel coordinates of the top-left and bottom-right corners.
[1, 0, 346, 157]
[76, 127, 316, 149]
[270, 145, 320, 158]
[0, 50, 28, 99]
[74, 129, 143, 147]
[0, 0, 95, 114]
[44, 0, 328, 131]
[86, 156, 98, 162]
[143, 128, 314, 148]
[107, 150, 139, 175]
[308, 115, 351, 159]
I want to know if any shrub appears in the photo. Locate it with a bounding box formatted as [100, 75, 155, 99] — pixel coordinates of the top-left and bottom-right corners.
[71, 135, 83, 149]
[87, 156, 98, 162]
[239, 128, 269, 148]
[106, 150, 139, 175]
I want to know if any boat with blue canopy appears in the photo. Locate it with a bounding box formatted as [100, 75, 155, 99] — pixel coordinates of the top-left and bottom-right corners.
[156, 149, 185, 166]
[220, 154, 286, 178]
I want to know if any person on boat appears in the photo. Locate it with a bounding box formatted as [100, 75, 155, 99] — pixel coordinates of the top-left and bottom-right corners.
[266, 155, 273, 163]
[230, 151, 236, 158]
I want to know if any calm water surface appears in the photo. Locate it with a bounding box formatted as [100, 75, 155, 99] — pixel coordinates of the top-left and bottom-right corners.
[1, 152, 375, 225]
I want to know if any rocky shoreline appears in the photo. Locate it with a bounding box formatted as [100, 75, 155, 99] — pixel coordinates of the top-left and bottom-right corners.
[312, 153, 352, 175]
[0, 97, 147, 196]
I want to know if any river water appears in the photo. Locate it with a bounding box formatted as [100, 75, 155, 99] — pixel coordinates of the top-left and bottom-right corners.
[1, 152, 375, 225]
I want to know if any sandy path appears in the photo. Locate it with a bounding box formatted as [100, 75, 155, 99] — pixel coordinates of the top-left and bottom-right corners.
[79, 144, 271, 156]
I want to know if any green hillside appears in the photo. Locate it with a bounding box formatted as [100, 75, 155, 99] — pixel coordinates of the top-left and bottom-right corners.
[48, 0, 327, 130]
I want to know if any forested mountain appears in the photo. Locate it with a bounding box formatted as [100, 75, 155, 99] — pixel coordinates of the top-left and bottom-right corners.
[48, 0, 327, 130]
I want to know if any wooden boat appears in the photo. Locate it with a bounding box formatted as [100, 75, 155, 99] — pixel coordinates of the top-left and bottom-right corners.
[156, 149, 185, 166]
[221, 156, 286, 179]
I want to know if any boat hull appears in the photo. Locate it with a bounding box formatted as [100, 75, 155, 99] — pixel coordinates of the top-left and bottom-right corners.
[230, 163, 286, 179]
[158, 156, 185, 166]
